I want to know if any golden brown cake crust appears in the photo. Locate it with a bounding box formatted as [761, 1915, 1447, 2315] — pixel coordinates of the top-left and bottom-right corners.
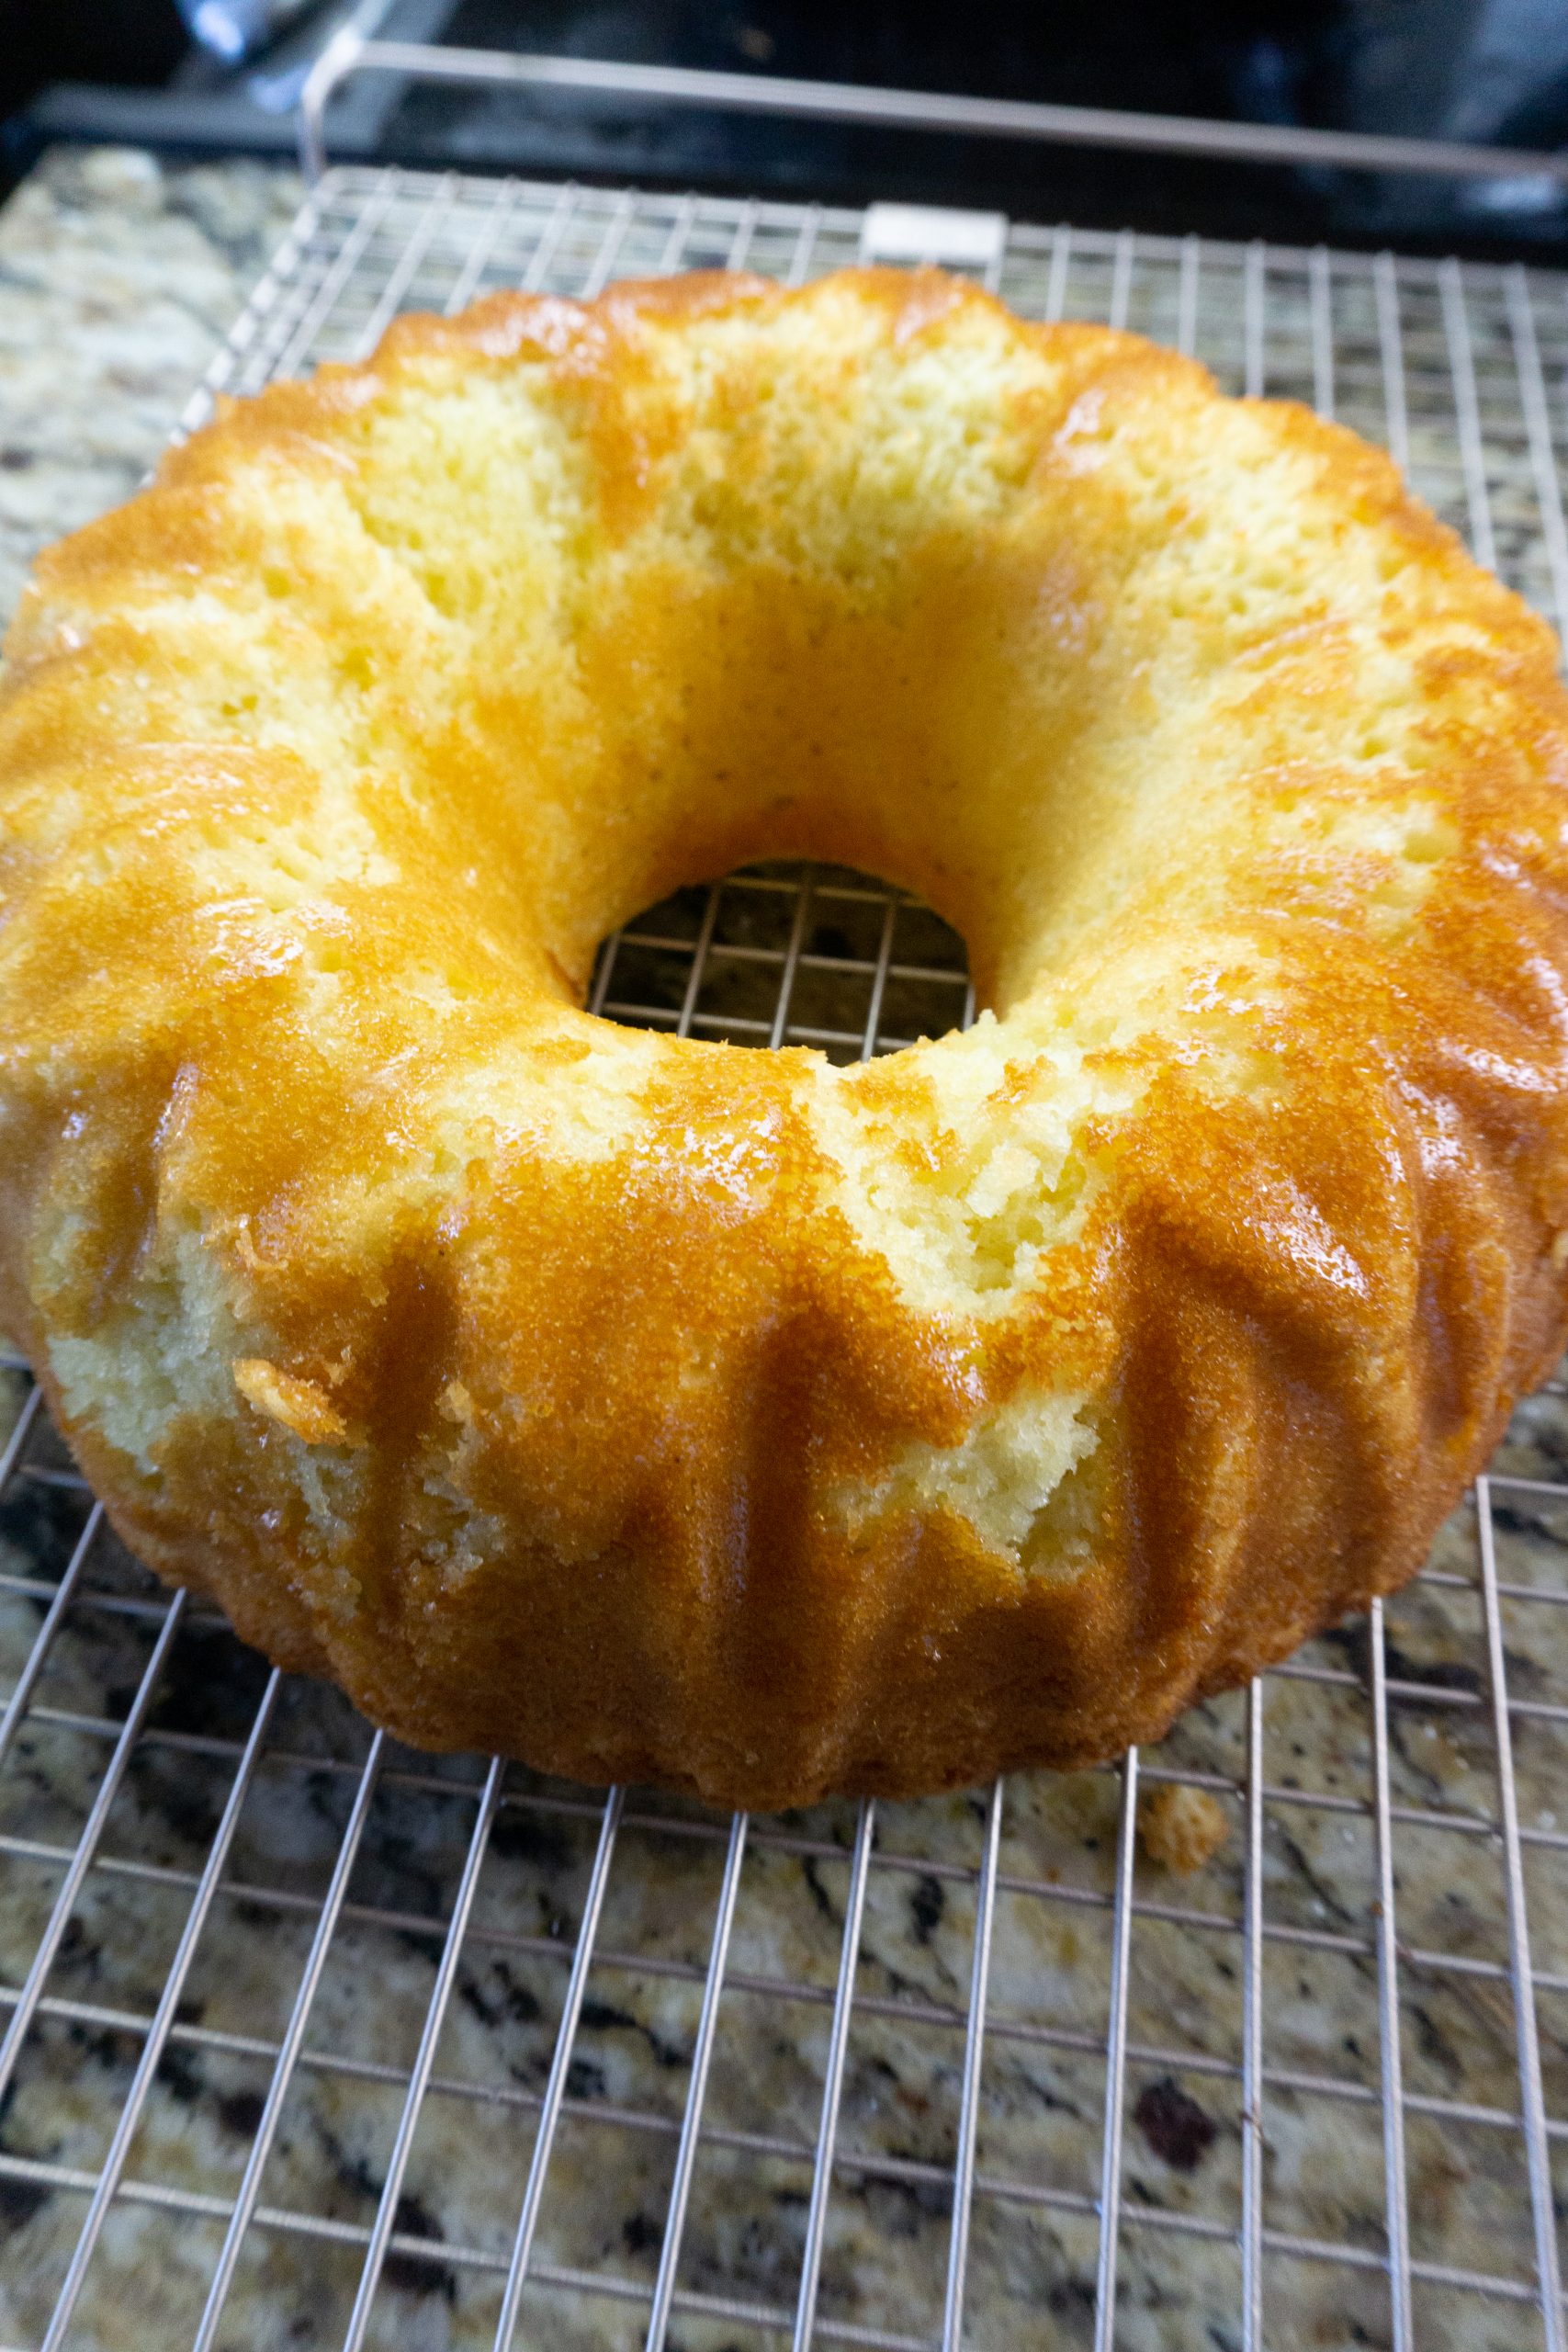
[3, 266, 1568, 1807]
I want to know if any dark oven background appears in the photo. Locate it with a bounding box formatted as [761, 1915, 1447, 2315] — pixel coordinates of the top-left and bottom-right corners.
[5, 0, 1568, 255]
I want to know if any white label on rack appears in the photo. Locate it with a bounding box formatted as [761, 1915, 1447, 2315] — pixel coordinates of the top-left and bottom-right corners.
[859, 202, 1007, 269]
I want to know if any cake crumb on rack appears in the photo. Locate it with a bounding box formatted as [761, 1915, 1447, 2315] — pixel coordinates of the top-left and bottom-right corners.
[1140, 1783, 1229, 1874]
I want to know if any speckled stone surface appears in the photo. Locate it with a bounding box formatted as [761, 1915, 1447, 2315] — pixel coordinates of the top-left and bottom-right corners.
[1, 1372, 1565, 2351]
[0, 148, 1564, 2352]
[0, 144, 300, 629]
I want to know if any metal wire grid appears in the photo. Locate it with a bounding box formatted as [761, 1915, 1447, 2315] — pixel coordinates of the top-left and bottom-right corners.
[0, 168, 1566, 2350]
[588, 866, 974, 1065]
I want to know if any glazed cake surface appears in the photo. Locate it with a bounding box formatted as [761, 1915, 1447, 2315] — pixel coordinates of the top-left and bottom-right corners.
[2, 266, 1566, 1807]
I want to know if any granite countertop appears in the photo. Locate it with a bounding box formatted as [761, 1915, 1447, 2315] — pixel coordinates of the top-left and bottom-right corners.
[0, 144, 1564, 2352]
[0, 144, 301, 628]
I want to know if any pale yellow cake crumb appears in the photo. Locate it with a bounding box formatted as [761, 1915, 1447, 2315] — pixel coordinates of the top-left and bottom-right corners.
[1140, 1783, 1230, 1875]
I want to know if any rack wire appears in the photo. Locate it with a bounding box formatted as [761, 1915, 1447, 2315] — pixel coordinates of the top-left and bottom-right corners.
[2, 167, 1568, 2352]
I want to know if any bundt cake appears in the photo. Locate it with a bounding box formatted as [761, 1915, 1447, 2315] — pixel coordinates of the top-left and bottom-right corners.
[2, 265, 1566, 1808]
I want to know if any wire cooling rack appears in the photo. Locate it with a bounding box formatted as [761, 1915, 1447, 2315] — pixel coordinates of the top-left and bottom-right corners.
[3, 169, 1568, 2352]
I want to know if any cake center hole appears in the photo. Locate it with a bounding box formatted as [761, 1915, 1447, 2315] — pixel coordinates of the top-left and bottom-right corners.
[590, 861, 973, 1062]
